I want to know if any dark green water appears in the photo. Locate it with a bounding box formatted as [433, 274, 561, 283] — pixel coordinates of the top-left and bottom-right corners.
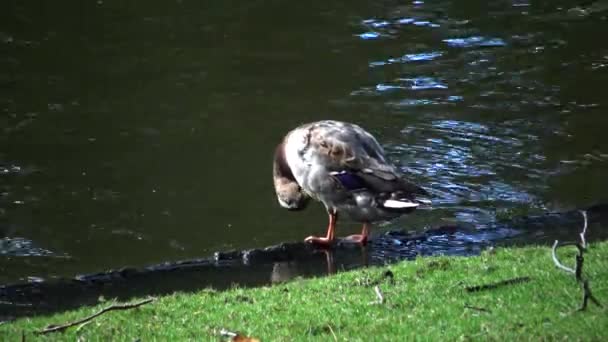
[1, 0, 607, 284]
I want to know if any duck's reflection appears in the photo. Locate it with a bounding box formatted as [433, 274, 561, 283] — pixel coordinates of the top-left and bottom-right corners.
[270, 245, 370, 284]
[270, 261, 298, 284]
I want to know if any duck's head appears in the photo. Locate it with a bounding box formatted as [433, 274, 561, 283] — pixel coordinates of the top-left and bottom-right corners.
[275, 180, 310, 211]
[273, 142, 310, 211]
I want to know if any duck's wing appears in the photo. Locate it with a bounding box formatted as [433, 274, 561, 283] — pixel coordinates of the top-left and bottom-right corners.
[307, 121, 428, 197]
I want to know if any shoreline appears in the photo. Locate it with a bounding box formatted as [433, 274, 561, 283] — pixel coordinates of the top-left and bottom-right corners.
[2, 241, 606, 340]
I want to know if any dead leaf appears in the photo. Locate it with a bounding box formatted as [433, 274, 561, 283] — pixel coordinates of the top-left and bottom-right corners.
[232, 334, 261, 342]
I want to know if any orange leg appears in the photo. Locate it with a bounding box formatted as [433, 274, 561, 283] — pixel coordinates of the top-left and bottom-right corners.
[344, 223, 370, 246]
[304, 210, 337, 246]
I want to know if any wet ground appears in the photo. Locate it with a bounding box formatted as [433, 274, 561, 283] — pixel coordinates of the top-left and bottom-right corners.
[2, 0, 608, 308]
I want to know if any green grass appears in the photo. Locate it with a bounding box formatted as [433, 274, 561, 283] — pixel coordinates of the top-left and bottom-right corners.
[3, 242, 608, 341]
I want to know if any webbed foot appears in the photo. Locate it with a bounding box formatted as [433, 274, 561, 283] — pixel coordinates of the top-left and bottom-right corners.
[304, 235, 334, 247]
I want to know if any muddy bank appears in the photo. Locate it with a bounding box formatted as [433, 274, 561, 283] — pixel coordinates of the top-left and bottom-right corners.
[2, 204, 608, 320]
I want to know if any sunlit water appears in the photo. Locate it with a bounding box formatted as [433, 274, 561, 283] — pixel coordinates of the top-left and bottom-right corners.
[1, 0, 608, 284]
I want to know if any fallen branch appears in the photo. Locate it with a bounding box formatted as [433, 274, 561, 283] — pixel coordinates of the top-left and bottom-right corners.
[464, 304, 492, 314]
[465, 276, 531, 292]
[36, 297, 155, 334]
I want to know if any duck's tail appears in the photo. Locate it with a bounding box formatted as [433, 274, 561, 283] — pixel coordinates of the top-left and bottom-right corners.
[382, 197, 432, 210]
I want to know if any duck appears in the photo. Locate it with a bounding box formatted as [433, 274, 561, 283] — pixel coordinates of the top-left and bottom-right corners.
[273, 120, 430, 246]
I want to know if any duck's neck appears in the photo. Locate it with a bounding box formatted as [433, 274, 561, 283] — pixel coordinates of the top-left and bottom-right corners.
[273, 141, 296, 182]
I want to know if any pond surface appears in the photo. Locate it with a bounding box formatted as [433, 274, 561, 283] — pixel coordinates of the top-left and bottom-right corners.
[1, 0, 608, 284]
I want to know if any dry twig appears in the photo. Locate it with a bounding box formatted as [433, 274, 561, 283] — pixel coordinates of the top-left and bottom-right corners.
[579, 210, 588, 249]
[373, 285, 384, 304]
[36, 297, 155, 334]
[551, 210, 602, 311]
[551, 240, 577, 275]
[580, 279, 602, 311]
[220, 329, 238, 338]
[75, 320, 93, 333]
[219, 328, 261, 342]
[327, 324, 338, 342]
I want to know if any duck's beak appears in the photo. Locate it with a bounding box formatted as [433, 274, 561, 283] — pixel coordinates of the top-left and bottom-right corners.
[277, 195, 309, 211]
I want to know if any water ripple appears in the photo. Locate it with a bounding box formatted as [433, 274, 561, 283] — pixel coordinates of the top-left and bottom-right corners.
[443, 36, 507, 48]
[351, 77, 448, 96]
[1, 164, 22, 175]
[358, 31, 382, 40]
[362, 19, 391, 28]
[370, 51, 443, 67]
[403, 77, 448, 90]
[0, 237, 55, 257]
[389, 119, 544, 210]
[386, 95, 462, 107]
[359, 16, 442, 39]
